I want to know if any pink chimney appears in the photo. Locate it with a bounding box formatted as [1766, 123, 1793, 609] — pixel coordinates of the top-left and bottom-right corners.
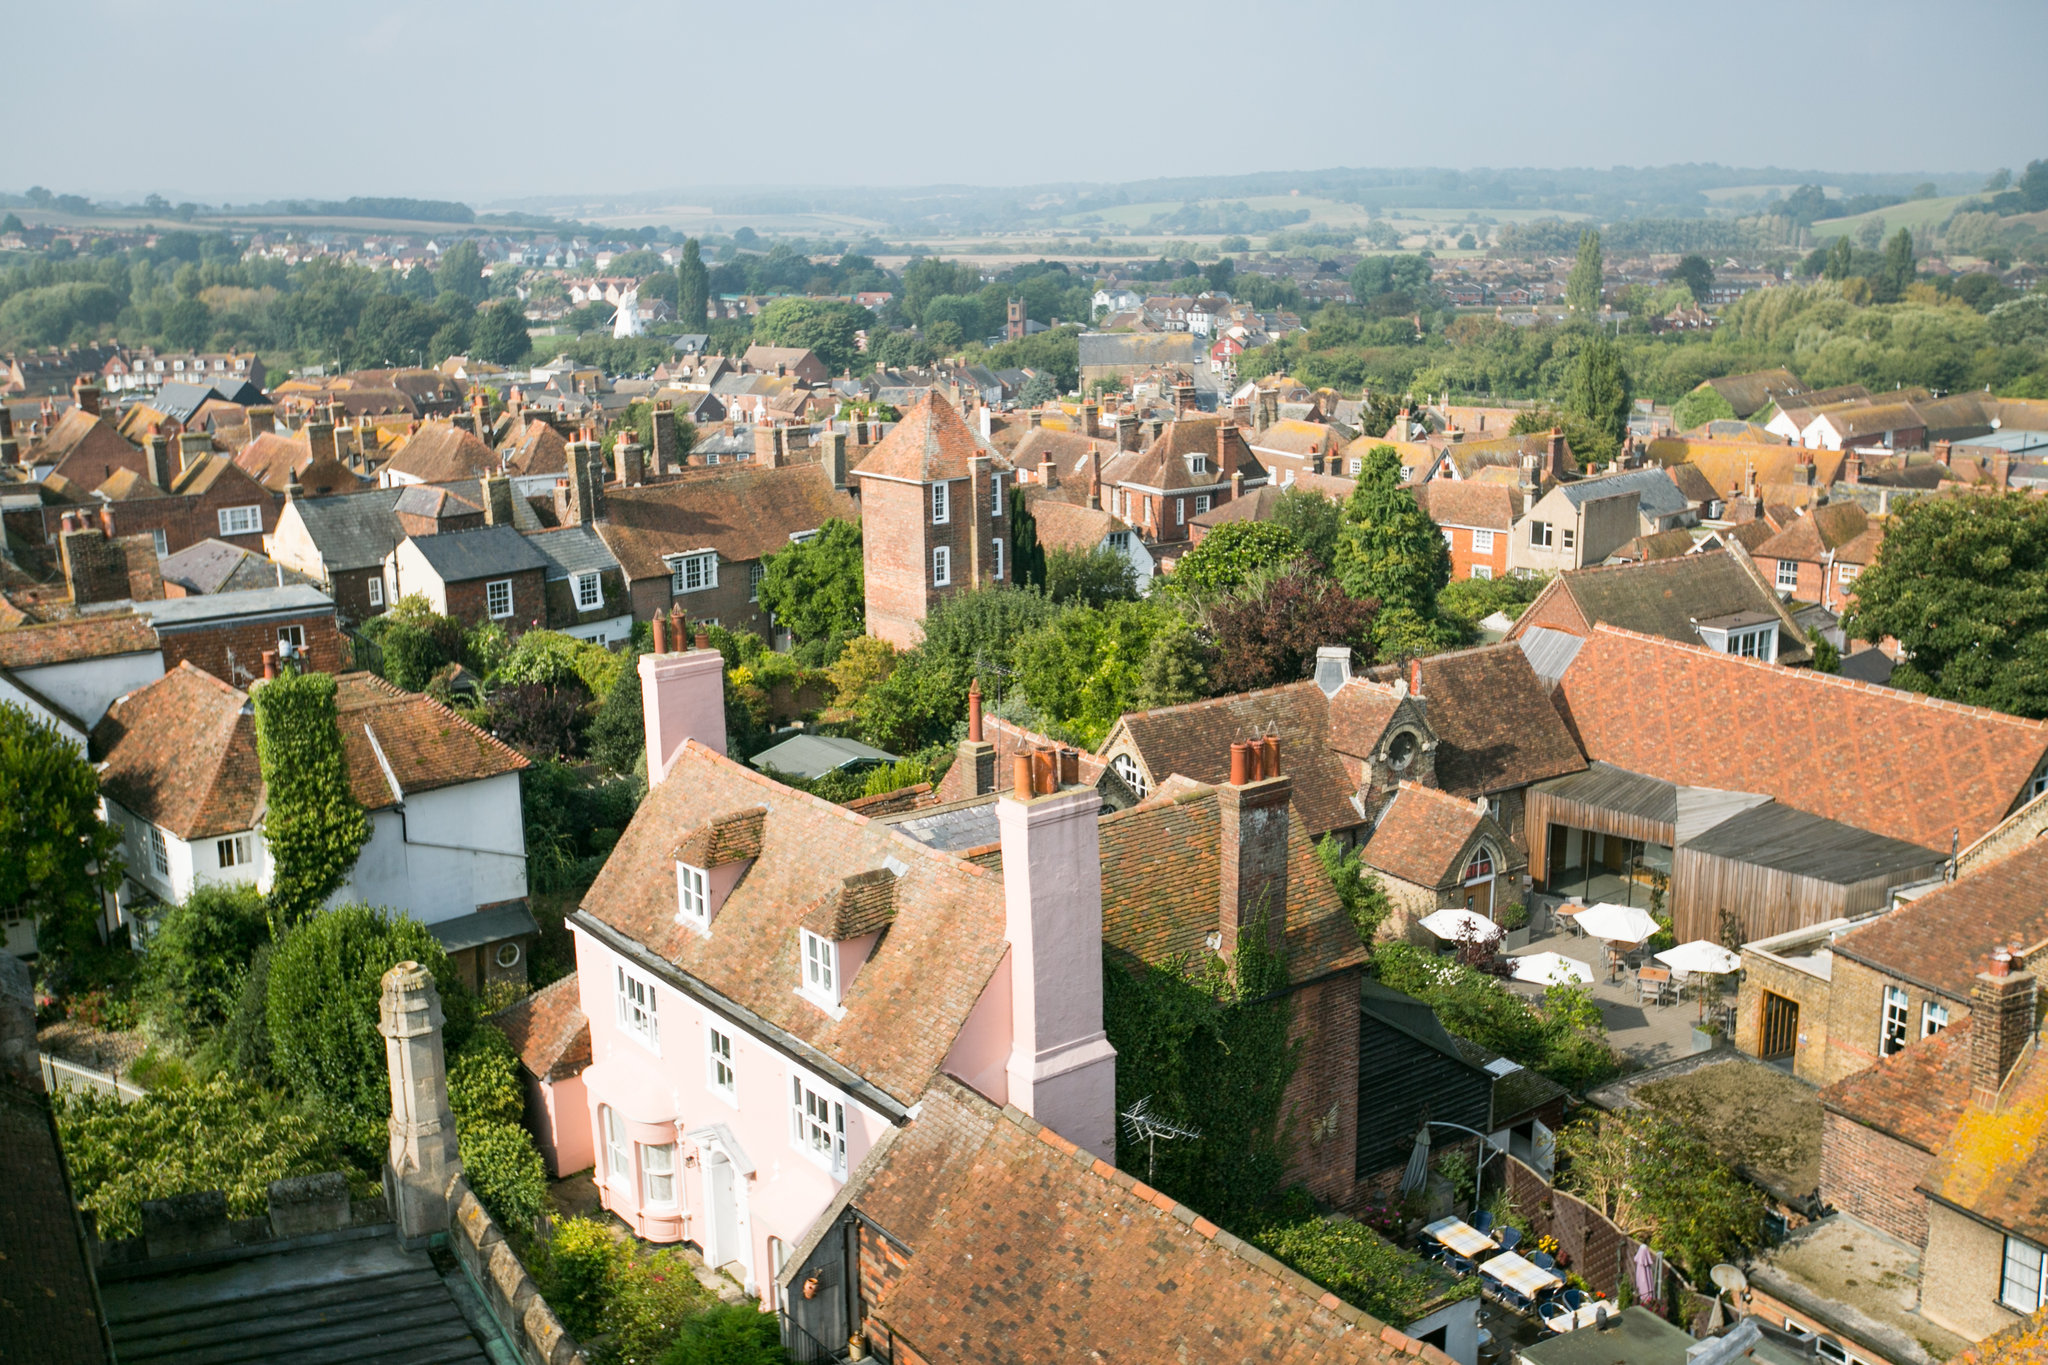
[639, 626, 728, 780]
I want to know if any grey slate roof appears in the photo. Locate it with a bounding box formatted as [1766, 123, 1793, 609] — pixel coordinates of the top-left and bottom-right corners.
[426, 901, 540, 952]
[159, 538, 314, 595]
[139, 584, 334, 629]
[405, 525, 548, 581]
[293, 487, 406, 571]
[749, 732, 897, 781]
[1547, 550, 1811, 666]
[1077, 332, 1206, 368]
[146, 381, 221, 423]
[1558, 467, 1690, 519]
[1516, 625, 1584, 684]
[527, 524, 619, 581]
[1682, 802, 1943, 880]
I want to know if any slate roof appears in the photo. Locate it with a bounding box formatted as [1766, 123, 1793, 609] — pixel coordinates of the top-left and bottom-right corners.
[1921, 1036, 2048, 1244]
[1821, 1017, 1975, 1153]
[853, 391, 995, 485]
[1402, 644, 1586, 798]
[1519, 549, 1811, 665]
[491, 973, 591, 1082]
[1681, 802, 1942, 882]
[1554, 626, 2048, 850]
[1364, 782, 1491, 887]
[288, 487, 406, 571]
[1831, 837, 2048, 1002]
[141, 584, 333, 629]
[0, 615, 157, 667]
[1558, 467, 1690, 519]
[577, 742, 1011, 1108]
[598, 462, 857, 580]
[391, 483, 481, 521]
[842, 1075, 1422, 1365]
[526, 524, 618, 581]
[161, 539, 315, 595]
[750, 733, 896, 780]
[404, 525, 547, 582]
[1076, 332, 1207, 369]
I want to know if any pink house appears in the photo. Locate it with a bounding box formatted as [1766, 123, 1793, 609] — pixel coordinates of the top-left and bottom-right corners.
[538, 627, 1116, 1301]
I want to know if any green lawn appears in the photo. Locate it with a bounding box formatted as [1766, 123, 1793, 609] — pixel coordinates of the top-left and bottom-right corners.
[1810, 193, 1984, 239]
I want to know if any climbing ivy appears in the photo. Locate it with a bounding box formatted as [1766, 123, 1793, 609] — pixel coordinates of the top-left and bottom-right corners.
[1100, 905, 1298, 1226]
[253, 669, 370, 934]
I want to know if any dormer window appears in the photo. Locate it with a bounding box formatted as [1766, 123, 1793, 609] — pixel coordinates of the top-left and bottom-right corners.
[800, 929, 838, 1005]
[676, 861, 708, 928]
[1190, 453, 1208, 475]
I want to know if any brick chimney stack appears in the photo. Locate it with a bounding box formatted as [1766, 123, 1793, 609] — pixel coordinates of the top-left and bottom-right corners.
[71, 374, 100, 417]
[0, 402, 16, 467]
[307, 412, 337, 467]
[1547, 427, 1567, 480]
[1218, 735, 1291, 962]
[246, 405, 276, 437]
[617, 438, 645, 487]
[820, 428, 848, 491]
[1116, 413, 1140, 453]
[177, 431, 212, 476]
[1038, 458, 1057, 490]
[651, 400, 678, 474]
[144, 426, 172, 490]
[1080, 399, 1099, 437]
[956, 678, 997, 796]
[1970, 949, 2037, 1111]
[481, 474, 515, 526]
[1845, 451, 1863, 486]
[755, 422, 782, 467]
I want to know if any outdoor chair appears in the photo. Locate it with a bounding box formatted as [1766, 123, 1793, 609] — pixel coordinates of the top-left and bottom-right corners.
[1529, 1250, 1556, 1271]
[1445, 1252, 1477, 1276]
[1538, 1299, 1572, 1331]
[1496, 1226, 1521, 1252]
[1635, 972, 1663, 1006]
[1472, 1210, 1495, 1236]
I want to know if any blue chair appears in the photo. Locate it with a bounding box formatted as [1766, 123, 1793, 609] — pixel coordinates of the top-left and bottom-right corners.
[1445, 1253, 1477, 1276]
[1472, 1210, 1496, 1236]
[1529, 1250, 1556, 1271]
[1538, 1299, 1572, 1332]
[1560, 1288, 1585, 1313]
[1496, 1226, 1521, 1252]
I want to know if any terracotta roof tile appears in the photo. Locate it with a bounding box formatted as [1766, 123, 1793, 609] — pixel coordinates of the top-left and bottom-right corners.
[1100, 416, 1261, 492]
[332, 671, 528, 806]
[1821, 1017, 1974, 1152]
[596, 462, 857, 581]
[1645, 438, 1847, 497]
[492, 973, 591, 1081]
[1413, 479, 1522, 531]
[0, 614, 157, 667]
[853, 391, 995, 484]
[1399, 645, 1585, 798]
[1752, 502, 1877, 564]
[1555, 625, 2048, 850]
[93, 662, 260, 839]
[1364, 783, 1489, 887]
[381, 422, 498, 484]
[1921, 1034, 2048, 1243]
[1832, 839, 2048, 1002]
[1023, 497, 1126, 553]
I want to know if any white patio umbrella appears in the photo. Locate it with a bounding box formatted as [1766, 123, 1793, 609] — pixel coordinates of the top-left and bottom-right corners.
[1574, 902, 1661, 944]
[1510, 951, 1593, 986]
[1419, 908, 1502, 942]
[1654, 940, 1742, 975]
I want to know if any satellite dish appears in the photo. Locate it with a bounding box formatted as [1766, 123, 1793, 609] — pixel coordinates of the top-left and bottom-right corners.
[1710, 1264, 1750, 1294]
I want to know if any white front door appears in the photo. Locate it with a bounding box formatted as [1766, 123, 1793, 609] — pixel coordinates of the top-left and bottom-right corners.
[706, 1150, 748, 1286]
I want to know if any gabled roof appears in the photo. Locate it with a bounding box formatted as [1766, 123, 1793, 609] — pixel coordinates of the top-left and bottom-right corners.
[1100, 416, 1261, 493]
[1554, 625, 2048, 850]
[578, 743, 1010, 1107]
[1363, 782, 1492, 888]
[1076, 332, 1206, 368]
[1832, 837, 2048, 1003]
[492, 972, 591, 1082]
[382, 422, 498, 484]
[1821, 1016, 1974, 1152]
[526, 524, 618, 581]
[285, 487, 406, 571]
[851, 391, 994, 485]
[159, 539, 315, 596]
[94, 662, 260, 839]
[94, 467, 168, 502]
[233, 430, 311, 487]
[1516, 549, 1811, 665]
[0, 614, 157, 667]
[402, 524, 548, 582]
[1752, 502, 1882, 566]
[498, 415, 568, 477]
[1704, 369, 1804, 417]
[1556, 467, 1690, 519]
[170, 451, 270, 500]
[598, 462, 857, 580]
[1413, 478, 1522, 531]
[1249, 418, 1343, 456]
[1024, 497, 1127, 554]
[36, 410, 142, 487]
[1645, 438, 1846, 499]
[1921, 1033, 2048, 1243]
[1396, 644, 1586, 797]
[837, 1076, 1422, 1365]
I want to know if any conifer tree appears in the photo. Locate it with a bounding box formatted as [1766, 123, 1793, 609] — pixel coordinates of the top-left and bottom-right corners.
[1566, 229, 1604, 315]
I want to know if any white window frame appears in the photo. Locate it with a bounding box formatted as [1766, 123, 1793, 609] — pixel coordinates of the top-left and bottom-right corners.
[933, 545, 951, 587]
[150, 528, 168, 557]
[367, 577, 384, 607]
[1472, 528, 1495, 555]
[1922, 1000, 1949, 1037]
[1880, 985, 1909, 1058]
[640, 1141, 676, 1207]
[1777, 560, 1798, 591]
[1349, 457, 1361, 475]
[149, 825, 168, 877]
[1839, 563, 1861, 584]
[789, 1066, 849, 1178]
[748, 562, 764, 602]
[931, 481, 950, 525]
[707, 1024, 737, 1105]
[1472, 564, 1493, 581]
[1176, 497, 1186, 525]
[1442, 527, 1455, 549]
[218, 505, 261, 536]
[676, 861, 708, 929]
[217, 833, 252, 869]
[486, 579, 513, 619]
[1195, 494, 1211, 514]
[574, 571, 603, 610]
[616, 964, 659, 1052]
[669, 551, 717, 594]
[992, 537, 1004, 582]
[277, 624, 306, 652]
[1562, 525, 1576, 551]
[990, 473, 1004, 517]
[602, 1105, 630, 1191]
[2003, 1236, 2047, 1313]
[801, 928, 839, 1006]
[1112, 752, 1149, 797]
[1529, 520, 1553, 548]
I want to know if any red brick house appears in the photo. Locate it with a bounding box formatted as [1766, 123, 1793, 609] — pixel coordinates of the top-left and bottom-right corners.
[1095, 415, 1265, 550]
[1753, 501, 1884, 611]
[1505, 549, 1810, 666]
[142, 584, 346, 686]
[1413, 480, 1522, 581]
[385, 525, 550, 633]
[98, 452, 282, 558]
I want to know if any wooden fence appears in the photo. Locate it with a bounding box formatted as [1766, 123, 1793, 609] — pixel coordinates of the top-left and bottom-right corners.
[1499, 1152, 1696, 1315]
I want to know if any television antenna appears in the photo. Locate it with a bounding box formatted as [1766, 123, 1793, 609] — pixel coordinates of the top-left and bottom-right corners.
[1120, 1096, 1200, 1184]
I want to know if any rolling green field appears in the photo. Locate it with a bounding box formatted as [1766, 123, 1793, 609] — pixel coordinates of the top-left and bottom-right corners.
[1809, 193, 1983, 239]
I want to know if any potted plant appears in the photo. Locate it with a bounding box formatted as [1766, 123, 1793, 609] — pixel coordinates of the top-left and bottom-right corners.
[1498, 903, 1532, 950]
[1691, 1018, 1725, 1053]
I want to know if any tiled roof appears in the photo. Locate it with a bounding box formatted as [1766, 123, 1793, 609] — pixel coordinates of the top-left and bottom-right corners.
[1821, 1017, 1974, 1152]
[94, 663, 261, 839]
[1644, 438, 1847, 497]
[332, 671, 527, 807]
[1401, 645, 1585, 798]
[853, 391, 995, 485]
[382, 422, 498, 484]
[95, 467, 167, 502]
[1076, 332, 1207, 368]
[233, 430, 311, 489]
[1364, 783, 1489, 887]
[853, 1076, 1421, 1365]
[0, 614, 157, 667]
[1251, 419, 1343, 456]
[579, 743, 1010, 1107]
[491, 974, 590, 1081]
[1611, 528, 1699, 562]
[1096, 784, 1367, 979]
[498, 417, 568, 478]
[1921, 1035, 2048, 1243]
[1752, 502, 1883, 566]
[1110, 681, 1365, 838]
[1704, 369, 1804, 417]
[1554, 626, 2048, 850]
[1412, 479, 1521, 531]
[171, 451, 269, 500]
[31, 410, 139, 486]
[597, 462, 856, 580]
[1024, 497, 1125, 554]
[1007, 427, 1110, 481]
[1100, 417, 1262, 493]
[1832, 838, 2048, 1002]
[1526, 549, 1811, 665]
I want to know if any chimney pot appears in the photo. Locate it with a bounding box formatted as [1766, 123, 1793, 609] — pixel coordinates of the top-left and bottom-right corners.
[1013, 753, 1034, 797]
[652, 613, 668, 655]
[968, 679, 984, 742]
[261, 650, 277, 680]
[694, 630, 711, 651]
[1059, 747, 1080, 785]
[1230, 740, 1252, 786]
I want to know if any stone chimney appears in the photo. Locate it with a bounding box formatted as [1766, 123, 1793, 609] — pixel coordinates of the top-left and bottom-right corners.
[651, 400, 678, 474]
[1519, 453, 1539, 495]
[246, 405, 276, 436]
[177, 431, 211, 475]
[996, 761, 1118, 1161]
[617, 438, 645, 487]
[1218, 737, 1291, 962]
[820, 429, 848, 490]
[71, 374, 100, 417]
[308, 413, 337, 466]
[1259, 389, 1279, 430]
[144, 427, 172, 491]
[1116, 413, 1140, 452]
[640, 616, 728, 780]
[1970, 949, 2037, 1111]
[379, 962, 462, 1246]
[481, 474, 515, 526]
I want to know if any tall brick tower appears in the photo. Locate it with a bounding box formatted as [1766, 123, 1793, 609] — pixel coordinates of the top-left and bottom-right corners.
[853, 392, 1011, 647]
[1007, 297, 1026, 342]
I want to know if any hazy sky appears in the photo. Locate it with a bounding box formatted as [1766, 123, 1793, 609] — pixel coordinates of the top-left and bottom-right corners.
[9, 0, 2042, 204]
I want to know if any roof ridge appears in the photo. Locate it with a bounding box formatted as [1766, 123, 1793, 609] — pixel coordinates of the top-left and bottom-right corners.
[1584, 624, 2048, 730]
[1118, 677, 1321, 728]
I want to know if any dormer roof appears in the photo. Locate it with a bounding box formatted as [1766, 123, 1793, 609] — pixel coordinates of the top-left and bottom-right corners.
[800, 868, 899, 940]
[672, 806, 767, 867]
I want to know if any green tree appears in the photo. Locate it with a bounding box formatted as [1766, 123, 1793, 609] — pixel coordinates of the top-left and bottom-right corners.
[1169, 521, 1300, 598]
[1008, 485, 1048, 592]
[1566, 229, 1604, 314]
[1875, 227, 1916, 303]
[655, 1301, 787, 1365]
[1207, 567, 1377, 694]
[1668, 254, 1714, 302]
[1670, 383, 1737, 432]
[1044, 545, 1138, 607]
[1332, 446, 1456, 654]
[252, 670, 370, 933]
[1845, 491, 2048, 717]
[1019, 372, 1059, 405]
[471, 300, 532, 366]
[677, 238, 708, 327]
[1271, 486, 1344, 566]
[1823, 235, 1855, 281]
[1564, 335, 1634, 445]
[434, 240, 486, 304]
[1016, 598, 1181, 747]
[140, 883, 270, 1042]
[1137, 617, 1212, 708]
[0, 704, 121, 958]
[756, 519, 864, 642]
[1781, 184, 1829, 225]
[753, 297, 867, 375]
[1316, 835, 1392, 943]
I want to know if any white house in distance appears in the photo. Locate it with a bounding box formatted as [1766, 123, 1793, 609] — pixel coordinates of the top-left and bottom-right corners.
[92, 662, 534, 978]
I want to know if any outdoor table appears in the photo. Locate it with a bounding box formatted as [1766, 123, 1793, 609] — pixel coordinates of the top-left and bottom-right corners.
[1553, 904, 1585, 937]
[1637, 966, 1672, 1005]
[1423, 1217, 1496, 1259]
[1480, 1250, 1563, 1298]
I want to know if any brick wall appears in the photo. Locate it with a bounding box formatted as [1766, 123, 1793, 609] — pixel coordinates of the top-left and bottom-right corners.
[1920, 1199, 2022, 1342]
[1959, 789, 2048, 874]
[99, 483, 281, 558]
[443, 568, 550, 633]
[856, 1222, 912, 1362]
[1819, 1111, 1934, 1248]
[1513, 585, 1590, 639]
[1281, 969, 1363, 1207]
[157, 609, 346, 686]
[1442, 525, 1510, 582]
[1735, 953, 1833, 1083]
[330, 566, 384, 626]
[862, 478, 934, 648]
[1822, 955, 1971, 1086]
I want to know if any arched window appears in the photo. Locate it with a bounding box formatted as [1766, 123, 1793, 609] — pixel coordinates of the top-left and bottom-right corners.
[1464, 845, 1496, 884]
[1112, 753, 1149, 796]
[1388, 731, 1418, 772]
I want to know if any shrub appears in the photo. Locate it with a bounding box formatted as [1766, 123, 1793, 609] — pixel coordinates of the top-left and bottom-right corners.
[253, 669, 370, 932]
[498, 630, 590, 688]
[588, 645, 648, 775]
[655, 1302, 789, 1365]
[1250, 1216, 1463, 1324]
[607, 1245, 719, 1365]
[1372, 941, 1620, 1091]
[140, 883, 271, 1042]
[541, 1217, 626, 1339]
[459, 1118, 548, 1229]
[224, 943, 275, 1082]
[464, 620, 513, 677]
[487, 680, 590, 758]
[448, 1024, 525, 1128]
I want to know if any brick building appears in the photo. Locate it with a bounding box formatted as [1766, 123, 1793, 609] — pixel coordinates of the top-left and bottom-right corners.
[385, 525, 550, 633]
[142, 585, 346, 687]
[269, 487, 407, 626]
[1753, 501, 1884, 611]
[95, 444, 283, 558]
[1505, 548, 1810, 665]
[1095, 414, 1265, 550]
[1414, 479, 1523, 581]
[854, 392, 1010, 647]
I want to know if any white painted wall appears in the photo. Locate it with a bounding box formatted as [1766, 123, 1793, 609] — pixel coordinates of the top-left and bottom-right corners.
[555, 612, 636, 646]
[340, 773, 528, 923]
[385, 540, 453, 615]
[15, 651, 164, 730]
[0, 677, 86, 749]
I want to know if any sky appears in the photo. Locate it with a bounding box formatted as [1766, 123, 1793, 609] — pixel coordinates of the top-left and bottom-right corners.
[7, 0, 2044, 205]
